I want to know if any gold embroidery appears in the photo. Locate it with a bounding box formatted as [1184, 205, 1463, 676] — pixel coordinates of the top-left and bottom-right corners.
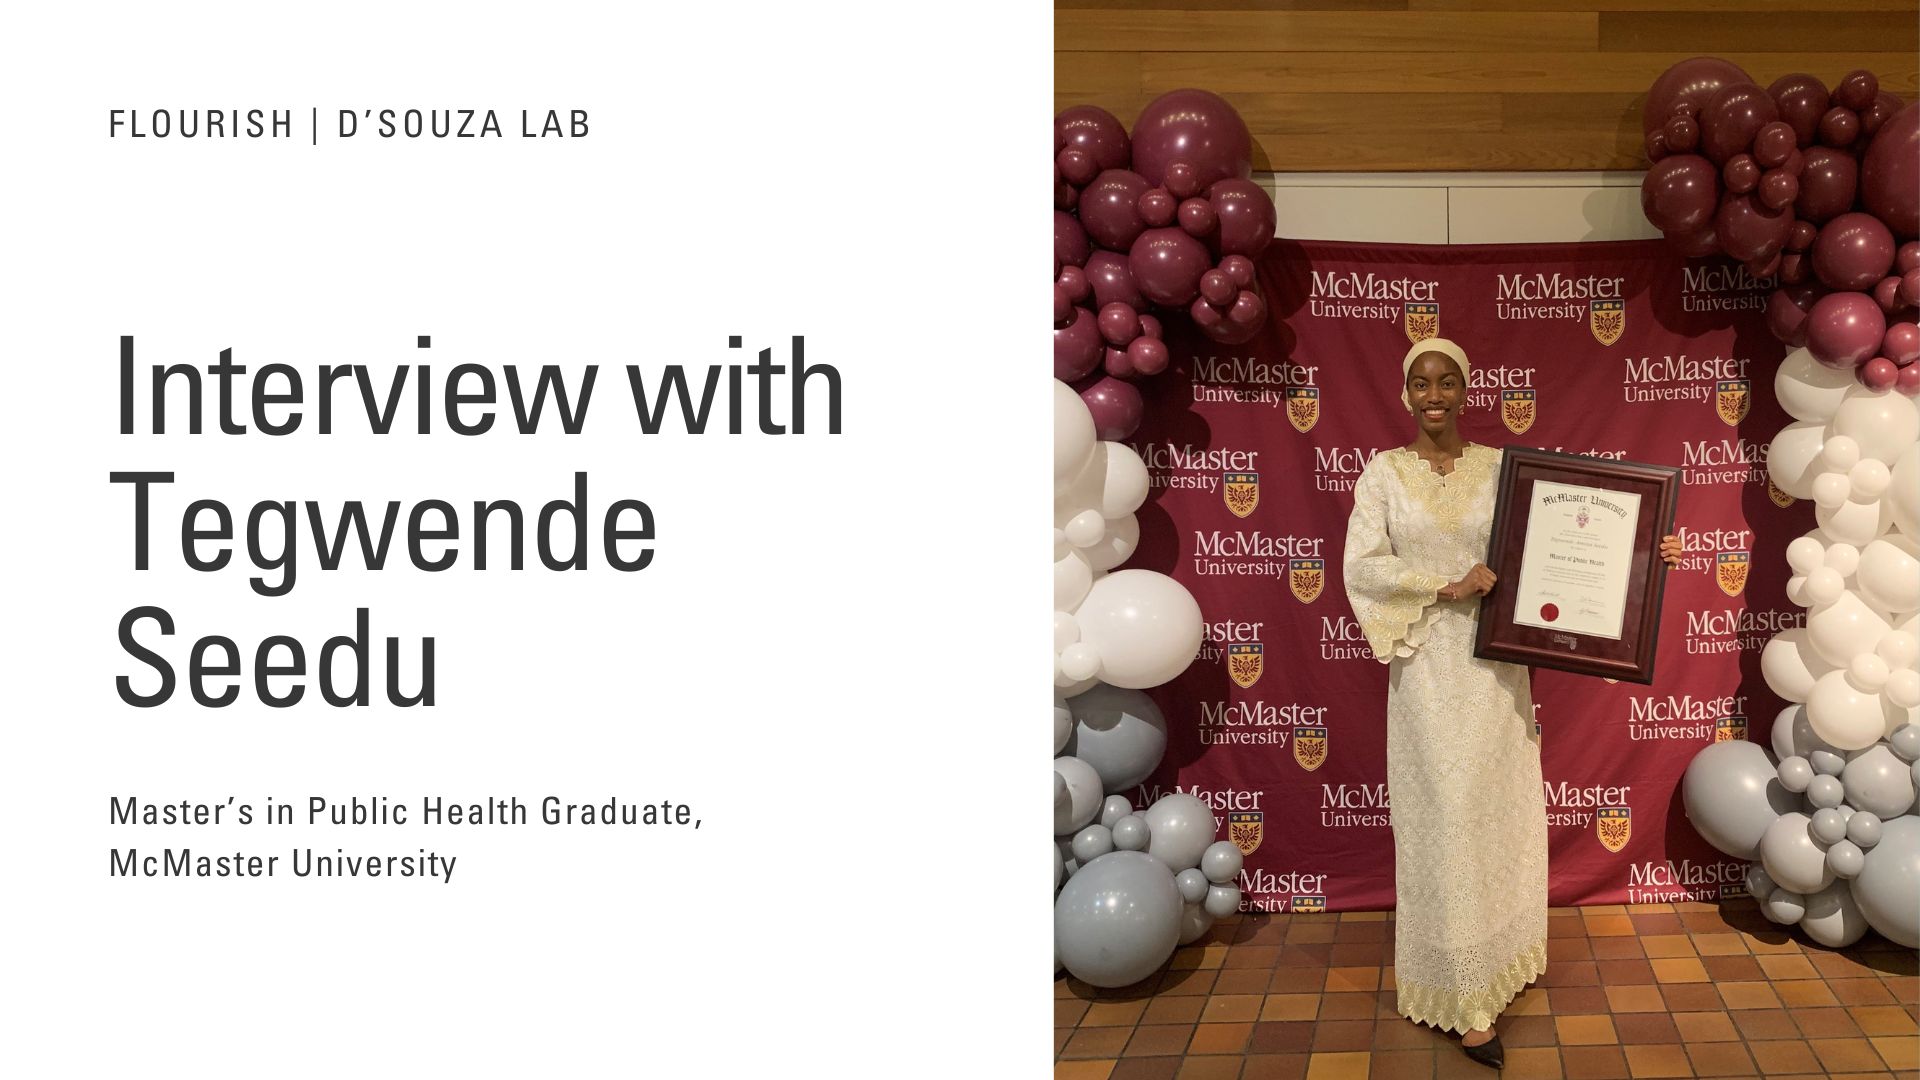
[1396, 938, 1547, 1035]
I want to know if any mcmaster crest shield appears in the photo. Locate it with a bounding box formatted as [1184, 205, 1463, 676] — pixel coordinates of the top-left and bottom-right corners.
[1228, 643, 1264, 689]
[1502, 388, 1536, 435]
[1294, 726, 1328, 772]
[1223, 471, 1260, 518]
[1597, 806, 1631, 853]
[1716, 379, 1750, 426]
[1404, 302, 1439, 343]
[1286, 386, 1319, 433]
[1589, 298, 1625, 346]
[1716, 551, 1749, 597]
[1291, 895, 1327, 914]
[1289, 558, 1324, 603]
[1230, 811, 1263, 856]
[1714, 715, 1748, 743]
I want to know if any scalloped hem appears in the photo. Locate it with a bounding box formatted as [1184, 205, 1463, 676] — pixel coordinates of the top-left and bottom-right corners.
[1395, 938, 1547, 1035]
[1363, 576, 1452, 663]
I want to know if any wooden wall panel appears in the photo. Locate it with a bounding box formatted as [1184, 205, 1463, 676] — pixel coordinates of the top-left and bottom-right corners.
[1056, 1, 1920, 171]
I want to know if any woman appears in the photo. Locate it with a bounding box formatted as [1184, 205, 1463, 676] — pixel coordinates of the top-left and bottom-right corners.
[1342, 338, 1682, 1069]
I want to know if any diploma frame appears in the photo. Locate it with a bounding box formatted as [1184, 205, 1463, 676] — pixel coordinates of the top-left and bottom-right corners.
[1474, 447, 1680, 684]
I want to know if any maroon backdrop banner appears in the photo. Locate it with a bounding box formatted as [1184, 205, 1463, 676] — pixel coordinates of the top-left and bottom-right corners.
[1128, 238, 1807, 912]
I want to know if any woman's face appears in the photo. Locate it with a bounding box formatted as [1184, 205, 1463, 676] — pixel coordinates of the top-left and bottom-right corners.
[1406, 353, 1465, 435]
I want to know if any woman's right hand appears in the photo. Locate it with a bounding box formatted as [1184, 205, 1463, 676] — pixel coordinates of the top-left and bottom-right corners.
[1440, 563, 1498, 601]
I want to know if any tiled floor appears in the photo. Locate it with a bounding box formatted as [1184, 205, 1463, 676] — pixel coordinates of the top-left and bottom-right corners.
[1055, 900, 1918, 1079]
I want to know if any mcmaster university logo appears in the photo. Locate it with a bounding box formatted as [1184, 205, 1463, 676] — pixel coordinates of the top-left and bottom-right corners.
[1224, 471, 1259, 518]
[1404, 302, 1439, 343]
[1597, 806, 1632, 853]
[1715, 715, 1749, 742]
[1716, 551, 1750, 596]
[1230, 811, 1263, 855]
[1502, 389, 1536, 435]
[1590, 298, 1625, 345]
[1290, 558, 1325, 603]
[1294, 726, 1328, 771]
[1716, 379, 1751, 426]
[1228, 643, 1264, 689]
[1287, 386, 1319, 433]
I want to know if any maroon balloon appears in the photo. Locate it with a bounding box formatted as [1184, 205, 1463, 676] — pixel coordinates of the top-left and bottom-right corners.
[1177, 197, 1217, 238]
[1864, 91, 1905, 138]
[1054, 305, 1103, 382]
[1138, 313, 1163, 340]
[1207, 178, 1276, 258]
[1165, 162, 1202, 201]
[1129, 227, 1213, 307]
[1715, 193, 1793, 262]
[1054, 284, 1071, 326]
[1084, 250, 1147, 313]
[1055, 106, 1132, 174]
[1753, 122, 1796, 168]
[1795, 146, 1860, 223]
[1863, 102, 1920, 240]
[1646, 57, 1753, 134]
[1767, 285, 1823, 347]
[1057, 264, 1090, 305]
[1055, 210, 1091, 269]
[1642, 154, 1721, 233]
[1645, 130, 1671, 163]
[1127, 336, 1170, 377]
[1666, 226, 1721, 259]
[1806, 291, 1889, 369]
[1723, 154, 1760, 194]
[1219, 254, 1255, 288]
[1883, 322, 1920, 366]
[1835, 70, 1879, 112]
[1904, 268, 1920, 305]
[1199, 269, 1236, 306]
[1759, 170, 1799, 211]
[1079, 170, 1151, 251]
[1862, 356, 1899, 390]
[1077, 376, 1144, 441]
[1783, 149, 1805, 177]
[1188, 295, 1225, 331]
[1130, 89, 1254, 189]
[1748, 252, 1783, 280]
[1873, 275, 1905, 313]
[1899, 364, 1920, 395]
[1780, 252, 1809, 286]
[1058, 148, 1099, 188]
[1665, 114, 1700, 153]
[1901, 241, 1920, 273]
[1097, 302, 1141, 347]
[1820, 107, 1860, 148]
[1056, 181, 1077, 211]
[1701, 83, 1778, 165]
[1227, 289, 1265, 328]
[1769, 73, 1830, 148]
[1103, 346, 1136, 380]
[1137, 188, 1176, 228]
[1788, 220, 1819, 253]
[1813, 212, 1898, 291]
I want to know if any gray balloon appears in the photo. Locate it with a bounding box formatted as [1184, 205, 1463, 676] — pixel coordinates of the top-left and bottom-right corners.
[1072, 824, 1116, 863]
[1811, 808, 1850, 844]
[1064, 684, 1169, 793]
[1847, 810, 1884, 848]
[1809, 750, 1847, 776]
[1777, 756, 1814, 792]
[1111, 814, 1150, 851]
[1055, 842, 1065, 892]
[1142, 793, 1216, 872]
[1101, 795, 1134, 828]
[1054, 756, 1105, 836]
[1175, 868, 1210, 903]
[1682, 740, 1800, 858]
[1761, 887, 1806, 925]
[1178, 901, 1214, 945]
[1773, 704, 1838, 761]
[1828, 838, 1866, 878]
[1841, 745, 1918, 818]
[1054, 851, 1184, 987]
[1853, 814, 1920, 947]
[1760, 812, 1835, 894]
[1054, 701, 1073, 756]
[1913, 757, 1920, 787]
[1802, 880, 1870, 947]
[1889, 723, 1920, 762]
[1746, 864, 1776, 901]
[1807, 775, 1845, 809]
[1200, 841, 1244, 885]
[1203, 883, 1242, 919]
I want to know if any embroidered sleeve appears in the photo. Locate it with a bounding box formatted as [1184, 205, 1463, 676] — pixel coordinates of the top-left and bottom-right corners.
[1343, 463, 1452, 663]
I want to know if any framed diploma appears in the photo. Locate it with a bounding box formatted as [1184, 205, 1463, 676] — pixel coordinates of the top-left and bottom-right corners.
[1474, 447, 1680, 684]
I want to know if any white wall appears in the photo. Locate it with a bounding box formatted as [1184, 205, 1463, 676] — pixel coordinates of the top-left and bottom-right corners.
[1262, 172, 1661, 246]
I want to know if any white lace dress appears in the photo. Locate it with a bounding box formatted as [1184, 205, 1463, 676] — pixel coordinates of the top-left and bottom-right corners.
[1341, 444, 1548, 1034]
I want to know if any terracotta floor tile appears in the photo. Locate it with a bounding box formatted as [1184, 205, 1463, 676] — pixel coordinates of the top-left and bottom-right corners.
[1607, 985, 1668, 1013]
[1055, 1061, 1118, 1080]
[1797, 1006, 1867, 1038]
[1110, 1061, 1182, 1080]
[1287, 923, 1338, 944]
[1698, 956, 1761, 982]
[1551, 938, 1597, 963]
[1688, 934, 1746, 957]
[1850, 1005, 1920, 1036]
[1558, 1015, 1621, 1046]
[1160, 969, 1220, 997]
[1325, 967, 1381, 993]
[1235, 918, 1291, 947]
[1059, 1030, 1076, 1056]
[1509, 989, 1553, 1017]
[1680, 912, 1739, 934]
[1597, 960, 1656, 985]
[1823, 1073, 1897, 1080]
[1173, 944, 1231, 970]
[1085, 1001, 1152, 1027]
[1240, 1053, 1309, 1080]
[1681, 1040, 1756, 1077]
[1542, 962, 1602, 988]
[1552, 987, 1611, 1014]
[1145, 997, 1209, 1026]
[1637, 934, 1694, 957]
[1731, 1008, 1799, 1040]
[1505, 1046, 1565, 1080]
[1627, 904, 1676, 914]
[1591, 938, 1647, 961]
[1745, 1038, 1819, 1074]
[1506, 1015, 1560, 1047]
[1249, 1022, 1316, 1055]
[1562, 1045, 1631, 1080]
[1812, 951, 1883, 979]
[1061, 999, 1095, 1027]
[1188, 1023, 1254, 1056]
[1303, 1051, 1371, 1080]
[1202, 996, 1264, 1024]
[1374, 991, 1403, 1020]
[1064, 1028, 1136, 1059]
[1127, 1025, 1200, 1057]
[1282, 944, 1335, 969]
[1588, 905, 1629, 915]
[1176, 1056, 1245, 1080]
[1342, 911, 1390, 922]
[1630, 915, 1686, 936]
[1670, 902, 1715, 912]
[1621, 1043, 1693, 1077]
[1367, 1048, 1433, 1080]
[1312, 1021, 1376, 1054]
[1872, 1035, 1920, 1070]
[1373, 1020, 1447, 1051]
[1613, 1013, 1681, 1045]
[1757, 954, 1819, 981]
[1882, 976, 1920, 1001]
[1261, 995, 1320, 1023]
[1657, 985, 1723, 1012]
[1713, 982, 1779, 1010]
[1436, 1049, 1495, 1080]
[1737, 931, 1800, 955]
[1213, 970, 1273, 997]
[1226, 946, 1284, 971]
[1585, 915, 1637, 937]
[1319, 994, 1376, 1021]
[1649, 958, 1708, 984]
[1813, 1036, 1894, 1072]
[1550, 916, 1587, 939]
[1335, 922, 1389, 943]
[1774, 978, 1839, 1008]
[1671, 1012, 1737, 1042]
[1331, 944, 1388, 967]
[1832, 978, 1900, 1005]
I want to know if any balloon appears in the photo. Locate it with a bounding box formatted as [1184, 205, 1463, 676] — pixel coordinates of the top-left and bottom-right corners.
[1207, 178, 1275, 258]
[1200, 841, 1243, 885]
[1813, 212, 1898, 290]
[1054, 850, 1183, 987]
[1806, 668, 1894, 750]
[1715, 192, 1792, 262]
[1832, 383, 1920, 462]
[1129, 227, 1212, 307]
[1055, 840, 1066, 893]
[1101, 794, 1133, 828]
[1777, 756, 1814, 793]
[1758, 170, 1798, 211]
[1766, 419, 1828, 498]
[1054, 696, 1074, 755]
[1219, 255, 1254, 288]
[1835, 70, 1879, 111]
[1819, 106, 1860, 148]
[1055, 548, 1093, 614]
[1054, 380, 1097, 482]
[1059, 149, 1098, 188]
[1138, 188, 1175, 228]
[1859, 534, 1920, 613]
[1723, 154, 1760, 194]
[1849, 811, 1885, 847]
[1865, 90, 1905, 138]
[1176, 197, 1216, 238]
[1064, 683, 1169, 793]
[1646, 58, 1753, 135]
[1811, 807, 1849, 844]
[1641, 155, 1720, 233]
[1886, 322, 1920, 366]
[1702, 82, 1779, 165]
[1760, 812, 1835, 894]
[1746, 864, 1776, 901]
[1199, 269, 1236, 306]
[1141, 792, 1216, 873]
[1852, 814, 1920, 946]
[1084, 514, 1139, 573]
[1863, 102, 1920, 240]
[1072, 823, 1116, 863]
[1203, 883, 1241, 919]
[1776, 344, 1855, 418]
[1077, 376, 1144, 442]
[1175, 868, 1209, 903]
[1127, 337, 1169, 378]
[1769, 73, 1830, 147]
[1056, 105, 1132, 174]
[1111, 814, 1150, 851]
[1055, 211, 1091, 270]
[1078, 170, 1151, 252]
[1830, 841, 1867, 878]
[1842, 745, 1917, 818]
[1058, 264, 1090, 305]
[1131, 89, 1253, 189]
[1795, 146, 1860, 223]
[1761, 626, 1837, 702]
[1801, 880, 1870, 946]
[1766, 288, 1823, 349]
[1084, 253, 1146, 318]
[1773, 703, 1840, 760]
[1889, 445, 1919, 534]
[1178, 902, 1214, 945]
[1664, 113, 1699, 153]
[1076, 570, 1204, 689]
[1097, 302, 1141, 348]
[1054, 755, 1104, 836]
[1761, 887, 1807, 924]
[1806, 292, 1888, 369]
[1808, 774, 1845, 808]
[1682, 740, 1799, 858]
[1055, 305, 1103, 382]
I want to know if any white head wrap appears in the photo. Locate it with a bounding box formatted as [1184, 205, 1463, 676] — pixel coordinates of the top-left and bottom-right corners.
[1402, 337, 1471, 413]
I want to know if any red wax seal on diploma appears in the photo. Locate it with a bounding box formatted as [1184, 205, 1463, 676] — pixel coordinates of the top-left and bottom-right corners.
[1540, 603, 1560, 622]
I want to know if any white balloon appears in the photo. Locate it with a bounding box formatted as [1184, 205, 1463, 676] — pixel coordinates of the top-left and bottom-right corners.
[1890, 446, 1919, 536]
[1059, 642, 1101, 682]
[1084, 514, 1140, 573]
[1762, 627, 1838, 703]
[1805, 567, 1846, 606]
[1786, 574, 1812, 607]
[1077, 570, 1205, 690]
[1054, 381, 1098, 484]
[1807, 669, 1896, 751]
[1851, 459, 1892, 500]
[1823, 434, 1862, 472]
[1823, 542, 1861, 578]
[1880, 630, 1920, 670]
[1833, 385, 1920, 463]
[1858, 534, 1920, 614]
[1812, 470, 1852, 510]
[1055, 611, 1081, 652]
[1888, 670, 1920, 710]
[1768, 420, 1830, 500]
[1816, 491, 1893, 547]
[1787, 535, 1828, 575]
[1060, 673, 1100, 699]
[1100, 442, 1150, 519]
[1850, 654, 1892, 692]
[1808, 592, 1893, 667]
[1055, 549, 1094, 612]
[1065, 509, 1106, 548]
[1777, 346, 1857, 421]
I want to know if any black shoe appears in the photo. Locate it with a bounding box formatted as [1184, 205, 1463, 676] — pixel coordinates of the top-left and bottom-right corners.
[1461, 1033, 1504, 1069]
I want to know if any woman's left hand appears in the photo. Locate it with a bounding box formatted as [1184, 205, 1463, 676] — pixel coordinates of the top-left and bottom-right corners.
[1660, 534, 1683, 568]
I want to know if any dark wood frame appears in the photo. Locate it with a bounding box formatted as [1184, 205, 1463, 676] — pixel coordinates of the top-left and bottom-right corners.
[1474, 447, 1679, 684]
